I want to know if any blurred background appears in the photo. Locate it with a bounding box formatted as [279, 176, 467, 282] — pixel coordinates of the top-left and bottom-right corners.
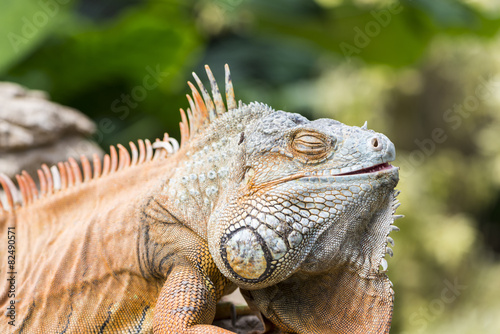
[1, 0, 500, 332]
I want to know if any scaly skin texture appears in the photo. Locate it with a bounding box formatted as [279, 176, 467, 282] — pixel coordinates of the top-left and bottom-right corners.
[0, 65, 400, 333]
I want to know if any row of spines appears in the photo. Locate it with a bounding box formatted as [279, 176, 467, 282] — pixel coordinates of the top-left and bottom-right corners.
[0, 134, 179, 211]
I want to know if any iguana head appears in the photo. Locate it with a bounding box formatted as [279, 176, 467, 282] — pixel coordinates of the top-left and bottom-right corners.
[172, 65, 400, 333]
[206, 106, 399, 333]
[208, 107, 399, 285]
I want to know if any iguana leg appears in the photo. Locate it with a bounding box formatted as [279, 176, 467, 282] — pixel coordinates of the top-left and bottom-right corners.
[153, 265, 235, 334]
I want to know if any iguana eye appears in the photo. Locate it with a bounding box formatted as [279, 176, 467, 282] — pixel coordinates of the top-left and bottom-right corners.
[291, 130, 331, 161]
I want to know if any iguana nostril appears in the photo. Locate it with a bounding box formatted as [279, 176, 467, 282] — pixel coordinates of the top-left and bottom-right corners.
[370, 137, 383, 151]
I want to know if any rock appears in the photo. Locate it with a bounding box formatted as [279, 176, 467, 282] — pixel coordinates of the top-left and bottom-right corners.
[214, 289, 265, 333]
[0, 82, 103, 179]
[214, 315, 264, 333]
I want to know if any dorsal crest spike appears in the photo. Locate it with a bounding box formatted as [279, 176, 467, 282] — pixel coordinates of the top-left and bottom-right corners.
[16, 175, 28, 205]
[186, 106, 195, 136]
[41, 164, 53, 194]
[168, 137, 179, 152]
[22, 171, 39, 199]
[187, 81, 209, 124]
[93, 154, 102, 179]
[117, 144, 131, 170]
[129, 142, 139, 166]
[179, 108, 190, 148]
[66, 162, 74, 187]
[102, 154, 111, 176]
[37, 169, 48, 196]
[192, 71, 217, 121]
[153, 139, 164, 160]
[181, 65, 237, 144]
[152, 139, 173, 155]
[186, 95, 196, 119]
[22, 175, 33, 204]
[225, 64, 237, 110]
[137, 140, 146, 164]
[205, 65, 226, 115]
[0, 173, 17, 209]
[57, 162, 68, 190]
[109, 146, 118, 173]
[145, 139, 153, 162]
[68, 157, 82, 185]
[52, 165, 63, 190]
[81, 155, 92, 182]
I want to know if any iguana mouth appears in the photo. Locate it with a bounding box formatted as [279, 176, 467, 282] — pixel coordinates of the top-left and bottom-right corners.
[252, 164, 396, 192]
[295, 162, 396, 182]
[338, 162, 392, 176]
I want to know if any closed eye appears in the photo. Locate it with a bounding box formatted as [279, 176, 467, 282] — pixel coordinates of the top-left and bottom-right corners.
[291, 130, 332, 162]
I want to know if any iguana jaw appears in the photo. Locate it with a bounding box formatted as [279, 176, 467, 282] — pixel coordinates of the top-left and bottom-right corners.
[297, 163, 397, 182]
[337, 162, 393, 175]
[250, 163, 397, 193]
[295, 165, 399, 275]
[211, 163, 399, 289]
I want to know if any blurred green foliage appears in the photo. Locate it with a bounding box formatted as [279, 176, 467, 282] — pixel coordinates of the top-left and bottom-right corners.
[1, 0, 500, 332]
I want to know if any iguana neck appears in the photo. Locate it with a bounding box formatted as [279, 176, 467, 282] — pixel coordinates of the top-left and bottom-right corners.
[243, 268, 393, 334]
[155, 105, 272, 240]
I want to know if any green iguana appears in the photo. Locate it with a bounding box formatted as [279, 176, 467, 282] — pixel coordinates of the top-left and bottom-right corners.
[0, 65, 401, 333]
